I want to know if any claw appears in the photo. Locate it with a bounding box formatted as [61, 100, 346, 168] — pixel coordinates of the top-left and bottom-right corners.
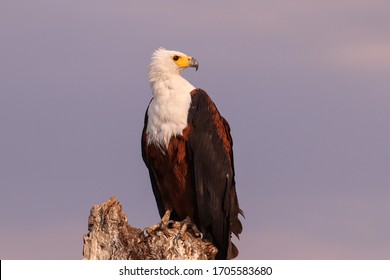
[174, 216, 204, 240]
[160, 213, 204, 240]
[195, 232, 203, 239]
[167, 220, 175, 228]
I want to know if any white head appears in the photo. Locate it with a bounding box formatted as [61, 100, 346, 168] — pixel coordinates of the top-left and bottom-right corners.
[148, 48, 198, 84]
[146, 48, 198, 147]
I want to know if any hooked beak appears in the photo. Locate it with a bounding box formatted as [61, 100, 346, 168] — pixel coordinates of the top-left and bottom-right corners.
[188, 57, 199, 71]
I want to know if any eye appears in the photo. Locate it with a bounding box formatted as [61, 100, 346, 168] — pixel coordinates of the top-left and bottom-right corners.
[173, 55, 179, 61]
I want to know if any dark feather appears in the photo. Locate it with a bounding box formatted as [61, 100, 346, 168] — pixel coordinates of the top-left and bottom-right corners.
[187, 89, 243, 259]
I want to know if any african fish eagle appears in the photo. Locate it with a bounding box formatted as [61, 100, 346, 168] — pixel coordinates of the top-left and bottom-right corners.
[141, 48, 243, 259]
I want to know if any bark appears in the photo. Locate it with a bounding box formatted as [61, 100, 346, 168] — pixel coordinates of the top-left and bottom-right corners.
[82, 197, 218, 260]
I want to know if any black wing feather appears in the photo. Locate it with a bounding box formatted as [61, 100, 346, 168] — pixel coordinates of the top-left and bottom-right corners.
[187, 89, 239, 259]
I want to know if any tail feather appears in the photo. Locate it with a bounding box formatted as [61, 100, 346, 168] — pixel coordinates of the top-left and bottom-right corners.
[227, 241, 239, 259]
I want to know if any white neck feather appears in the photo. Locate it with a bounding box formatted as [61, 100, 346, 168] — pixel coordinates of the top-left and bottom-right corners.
[146, 72, 195, 148]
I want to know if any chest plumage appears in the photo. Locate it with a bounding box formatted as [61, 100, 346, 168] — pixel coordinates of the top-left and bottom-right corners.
[146, 74, 194, 148]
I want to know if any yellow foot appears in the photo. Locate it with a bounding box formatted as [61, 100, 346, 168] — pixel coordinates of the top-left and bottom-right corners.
[174, 216, 203, 242]
[160, 209, 175, 229]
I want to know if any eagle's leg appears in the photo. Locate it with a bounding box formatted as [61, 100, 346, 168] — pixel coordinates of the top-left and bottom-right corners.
[159, 209, 175, 229]
[161, 209, 171, 224]
[175, 216, 203, 242]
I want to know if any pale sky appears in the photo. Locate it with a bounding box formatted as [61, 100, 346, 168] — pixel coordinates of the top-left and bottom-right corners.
[1, 0, 389, 259]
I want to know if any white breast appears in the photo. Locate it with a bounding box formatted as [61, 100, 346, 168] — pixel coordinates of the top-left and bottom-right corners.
[146, 75, 195, 148]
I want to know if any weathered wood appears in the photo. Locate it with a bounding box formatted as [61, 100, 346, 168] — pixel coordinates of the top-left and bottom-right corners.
[82, 197, 218, 260]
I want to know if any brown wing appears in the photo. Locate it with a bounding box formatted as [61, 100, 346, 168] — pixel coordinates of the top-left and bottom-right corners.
[187, 88, 243, 259]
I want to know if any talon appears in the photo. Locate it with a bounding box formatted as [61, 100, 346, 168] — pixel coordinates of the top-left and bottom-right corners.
[195, 232, 203, 239]
[172, 216, 204, 240]
[181, 216, 203, 239]
[167, 220, 175, 228]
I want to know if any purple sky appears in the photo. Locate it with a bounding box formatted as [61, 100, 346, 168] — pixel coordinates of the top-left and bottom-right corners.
[1, 0, 389, 259]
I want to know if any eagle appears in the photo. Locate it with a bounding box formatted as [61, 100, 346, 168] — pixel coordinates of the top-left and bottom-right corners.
[141, 48, 243, 259]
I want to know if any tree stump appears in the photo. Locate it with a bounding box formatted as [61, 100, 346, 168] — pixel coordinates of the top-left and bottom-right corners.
[82, 197, 218, 260]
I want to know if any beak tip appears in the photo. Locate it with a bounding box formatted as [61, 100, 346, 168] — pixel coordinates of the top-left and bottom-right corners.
[189, 57, 199, 71]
